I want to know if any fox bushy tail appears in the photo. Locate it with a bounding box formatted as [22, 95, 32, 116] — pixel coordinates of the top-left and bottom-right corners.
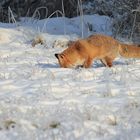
[119, 43, 140, 58]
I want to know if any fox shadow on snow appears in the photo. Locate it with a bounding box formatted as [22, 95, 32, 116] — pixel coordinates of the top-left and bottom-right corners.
[37, 61, 128, 69]
[93, 61, 128, 68]
[37, 63, 59, 68]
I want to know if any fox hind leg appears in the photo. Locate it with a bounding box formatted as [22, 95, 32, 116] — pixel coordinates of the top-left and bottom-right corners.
[100, 59, 108, 67]
[101, 56, 115, 67]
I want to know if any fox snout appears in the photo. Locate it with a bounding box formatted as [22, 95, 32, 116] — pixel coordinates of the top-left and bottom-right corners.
[55, 53, 59, 59]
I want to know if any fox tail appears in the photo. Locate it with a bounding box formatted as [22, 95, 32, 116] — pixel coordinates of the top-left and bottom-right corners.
[119, 43, 140, 58]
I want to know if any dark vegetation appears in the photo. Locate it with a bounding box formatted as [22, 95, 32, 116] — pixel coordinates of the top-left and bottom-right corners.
[0, 0, 139, 42]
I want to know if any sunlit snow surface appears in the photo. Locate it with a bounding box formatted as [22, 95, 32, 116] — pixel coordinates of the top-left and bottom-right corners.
[0, 15, 140, 140]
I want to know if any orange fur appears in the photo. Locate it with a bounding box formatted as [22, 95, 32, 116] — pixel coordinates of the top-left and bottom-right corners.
[55, 34, 140, 68]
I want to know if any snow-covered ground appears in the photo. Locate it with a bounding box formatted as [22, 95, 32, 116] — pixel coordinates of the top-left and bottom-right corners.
[0, 15, 140, 140]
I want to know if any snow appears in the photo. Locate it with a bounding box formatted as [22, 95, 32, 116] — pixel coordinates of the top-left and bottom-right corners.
[0, 15, 140, 140]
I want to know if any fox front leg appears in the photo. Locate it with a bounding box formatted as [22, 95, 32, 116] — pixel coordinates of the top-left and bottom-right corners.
[83, 58, 93, 68]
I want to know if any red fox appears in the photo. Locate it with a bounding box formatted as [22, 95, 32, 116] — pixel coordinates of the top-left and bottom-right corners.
[55, 34, 140, 68]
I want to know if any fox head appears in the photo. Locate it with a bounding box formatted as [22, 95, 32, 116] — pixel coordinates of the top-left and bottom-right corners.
[55, 53, 73, 68]
[55, 41, 86, 68]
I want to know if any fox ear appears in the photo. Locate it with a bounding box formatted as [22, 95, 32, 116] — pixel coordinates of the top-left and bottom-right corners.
[55, 53, 59, 59]
[68, 41, 75, 46]
[75, 41, 81, 51]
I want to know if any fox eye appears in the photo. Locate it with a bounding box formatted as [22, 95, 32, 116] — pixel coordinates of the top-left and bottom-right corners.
[76, 45, 81, 51]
